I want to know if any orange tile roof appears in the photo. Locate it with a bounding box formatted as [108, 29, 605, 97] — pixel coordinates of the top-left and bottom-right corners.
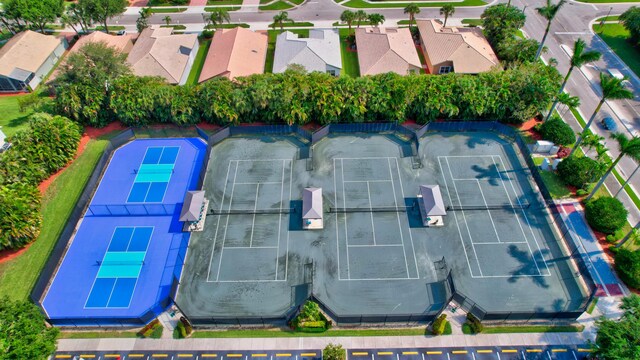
[199, 28, 267, 82]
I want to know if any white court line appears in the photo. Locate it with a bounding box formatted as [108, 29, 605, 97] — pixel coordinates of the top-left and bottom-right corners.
[366, 181, 377, 246]
[491, 155, 545, 276]
[444, 157, 484, 277]
[275, 160, 285, 281]
[475, 178, 503, 244]
[495, 155, 550, 276]
[393, 157, 420, 278]
[206, 161, 233, 282]
[387, 158, 411, 278]
[284, 159, 293, 281]
[215, 160, 240, 282]
[249, 183, 260, 248]
[334, 158, 341, 280]
[348, 244, 404, 248]
[341, 158, 351, 280]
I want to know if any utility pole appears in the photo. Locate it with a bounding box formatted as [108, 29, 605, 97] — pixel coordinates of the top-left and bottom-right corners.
[615, 162, 640, 197]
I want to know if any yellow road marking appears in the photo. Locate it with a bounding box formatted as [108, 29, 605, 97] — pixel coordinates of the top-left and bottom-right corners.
[578, 349, 593, 352]
[227, 354, 243, 358]
[451, 350, 467, 354]
[252, 354, 268, 357]
[105, 355, 121, 358]
[55, 356, 72, 359]
[300, 353, 317, 357]
[128, 355, 145, 358]
[501, 350, 517, 353]
[526, 349, 542, 353]
[80, 355, 95, 358]
[178, 355, 194, 358]
[202, 355, 218, 358]
[402, 351, 418, 355]
[153, 355, 168, 358]
[476, 350, 492, 354]
[551, 349, 568, 353]
[352, 352, 369, 356]
[377, 352, 393, 355]
[276, 354, 292, 357]
[425, 351, 442, 355]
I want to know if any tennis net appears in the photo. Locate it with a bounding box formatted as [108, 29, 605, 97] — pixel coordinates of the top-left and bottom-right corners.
[97, 260, 145, 266]
[329, 206, 411, 213]
[446, 203, 531, 211]
[209, 208, 294, 215]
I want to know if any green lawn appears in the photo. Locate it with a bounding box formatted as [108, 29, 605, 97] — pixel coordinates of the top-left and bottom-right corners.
[150, 7, 187, 13]
[539, 170, 572, 199]
[267, 22, 314, 28]
[461, 19, 482, 27]
[260, 1, 293, 10]
[214, 23, 251, 29]
[186, 39, 211, 86]
[0, 95, 34, 137]
[59, 331, 138, 339]
[341, 0, 485, 8]
[0, 138, 110, 301]
[204, 6, 241, 11]
[594, 23, 640, 78]
[147, 0, 188, 5]
[192, 327, 428, 338]
[481, 325, 584, 334]
[339, 28, 360, 77]
[208, 0, 243, 4]
[515, 29, 525, 39]
[595, 15, 620, 22]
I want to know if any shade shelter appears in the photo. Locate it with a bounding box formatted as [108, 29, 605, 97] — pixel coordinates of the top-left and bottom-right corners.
[302, 187, 323, 229]
[418, 185, 447, 227]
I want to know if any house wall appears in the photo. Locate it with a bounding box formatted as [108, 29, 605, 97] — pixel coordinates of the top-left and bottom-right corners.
[178, 40, 200, 86]
[326, 64, 341, 76]
[28, 39, 67, 91]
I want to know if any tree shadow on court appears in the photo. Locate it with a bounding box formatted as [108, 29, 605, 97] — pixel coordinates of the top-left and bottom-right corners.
[507, 245, 551, 289]
[471, 164, 510, 186]
[466, 136, 489, 149]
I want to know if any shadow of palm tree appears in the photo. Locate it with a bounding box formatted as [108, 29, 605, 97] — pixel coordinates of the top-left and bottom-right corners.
[471, 164, 509, 186]
[507, 244, 551, 289]
[466, 136, 488, 149]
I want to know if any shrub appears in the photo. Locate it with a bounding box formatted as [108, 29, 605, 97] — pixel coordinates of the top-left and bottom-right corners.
[201, 30, 214, 39]
[0, 183, 42, 251]
[465, 313, 483, 334]
[0, 297, 59, 359]
[137, 319, 161, 338]
[431, 314, 448, 335]
[180, 316, 193, 336]
[615, 249, 640, 289]
[323, 344, 346, 360]
[150, 325, 163, 338]
[461, 323, 473, 334]
[175, 321, 187, 339]
[538, 116, 575, 146]
[585, 197, 628, 234]
[556, 156, 602, 188]
[443, 321, 452, 335]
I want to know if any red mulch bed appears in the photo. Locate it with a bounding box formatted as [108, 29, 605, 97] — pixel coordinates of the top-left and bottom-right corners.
[195, 122, 221, 131]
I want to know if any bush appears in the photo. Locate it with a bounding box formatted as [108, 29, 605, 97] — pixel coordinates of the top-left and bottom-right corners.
[615, 249, 640, 289]
[465, 313, 483, 334]
[175, 321, 187, 339]
[323, 344, 346, 360]
[201, 30, 214, 39]
[538, 116, 575, 146]
[137, 319, 161, 338]
[585, 197, 628, 234]
[443, 321, 452, 335]
[556, 156, 602, 189]
[431, 314, 448, 335]
[150, 325, 163, 339]
[0, 183, 42, 251]
[0, 297, 59, 359]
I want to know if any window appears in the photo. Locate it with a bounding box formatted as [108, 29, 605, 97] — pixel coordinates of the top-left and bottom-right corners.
[439, 66, 452, 74]
[327, 69, 337, 77]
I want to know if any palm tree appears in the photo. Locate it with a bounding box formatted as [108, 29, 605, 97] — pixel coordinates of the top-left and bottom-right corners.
[355, 10, 368, 28]
[404, 3, 420, 29]
[587, 134, 640, 200]
[570, 73, 634, 157]
[340, 10, 356, 34]
[272, 11, 293, 31]
[440, 4, 455, 27]
[136, 7, 152, 33]
[208, 9, 230, 30]
[368, 13, 385, 28]
[163, 16, 172, 27]
[556, 92, 580, 116]
[545, 39, 601, 121]
[535, 0, 567, 60]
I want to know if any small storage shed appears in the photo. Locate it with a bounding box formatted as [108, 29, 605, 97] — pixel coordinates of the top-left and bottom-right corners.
[418, 185, 447, 227]
[302, 187, 323, 230]
[179, 190, 208, 231]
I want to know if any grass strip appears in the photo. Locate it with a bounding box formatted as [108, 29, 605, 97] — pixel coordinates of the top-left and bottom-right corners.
[593, 23, 640, 78]
[268, 22, 314, 28]
[341, 0, 485, 9]
[339, 28, 360, 77]
[260, 1, 293, 10]
[192, 327, 427, 338]
[59, 331, 138, 339]
[150, 7, 187, 13]
[0, 138, 109, 300]
[186, 39, 211, 86]
[482, 325, 584, 334]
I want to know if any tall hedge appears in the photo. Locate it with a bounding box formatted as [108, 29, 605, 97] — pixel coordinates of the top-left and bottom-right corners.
[58, 63, 561, 127]
[615, 249, 640, 289]
[0, 183, 42, 251]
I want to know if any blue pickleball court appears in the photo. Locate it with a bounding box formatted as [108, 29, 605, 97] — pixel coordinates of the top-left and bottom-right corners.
[127, 146, 180, 203]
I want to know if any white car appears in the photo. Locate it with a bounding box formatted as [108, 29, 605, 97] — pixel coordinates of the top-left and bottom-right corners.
[607, 68, 625, 80]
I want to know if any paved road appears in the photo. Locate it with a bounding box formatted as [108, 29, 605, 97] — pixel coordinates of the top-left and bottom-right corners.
[53, 346, 592, 360]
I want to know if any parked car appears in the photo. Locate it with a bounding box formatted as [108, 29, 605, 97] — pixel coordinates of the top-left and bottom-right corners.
[601, 116, 618, 131]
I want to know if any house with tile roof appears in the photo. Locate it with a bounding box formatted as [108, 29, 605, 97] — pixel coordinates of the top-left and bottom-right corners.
[354, 27, 421, 76]
[50, 31, 134, 82]
[127, 26, 199, 85]
[199, 28, 267, 82]
[416, 19, 500, 75]
[273, 29, 342, 76]
[0, 31, 66, 92]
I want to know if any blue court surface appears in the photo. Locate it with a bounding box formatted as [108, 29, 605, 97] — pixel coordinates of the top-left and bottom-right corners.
[42, 138, 206, 326]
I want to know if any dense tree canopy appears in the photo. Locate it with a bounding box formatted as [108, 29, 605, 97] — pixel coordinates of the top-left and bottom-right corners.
[593, 295, 640, 359]
[1, 0, 64, 33]
[0, 183, 42, 251]
[615, 249, 640, 289]
[481, 4, 541, 65]
[0, 298, 58, 359]
[620, 6, 640, 46]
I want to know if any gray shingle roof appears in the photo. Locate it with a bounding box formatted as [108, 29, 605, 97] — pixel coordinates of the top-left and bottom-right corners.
[179, 190, 205, 222]
[273, 29, 342, 73]
[420, 185, 447, 216]
[302, 188, 323, 219]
